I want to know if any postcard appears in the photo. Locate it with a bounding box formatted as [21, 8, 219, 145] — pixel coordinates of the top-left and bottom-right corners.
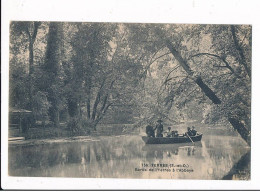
[2, 0, 260, 190]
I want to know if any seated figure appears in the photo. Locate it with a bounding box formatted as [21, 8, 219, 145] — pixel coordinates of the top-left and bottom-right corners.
[146, 125, 155, 137]
[172, 130, 178, 137]
[191, 126, 197, 136]
[187, 127, 192, 136]
[166, 127, 172, 137]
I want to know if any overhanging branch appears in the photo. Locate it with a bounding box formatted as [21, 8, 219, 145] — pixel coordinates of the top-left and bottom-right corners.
[189, 52, 237, 76]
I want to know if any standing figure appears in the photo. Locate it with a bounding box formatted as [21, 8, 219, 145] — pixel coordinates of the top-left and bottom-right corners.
[155, 119, 164, 137]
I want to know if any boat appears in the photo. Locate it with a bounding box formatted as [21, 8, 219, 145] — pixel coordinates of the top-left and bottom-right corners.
[142, 133, 203, 144]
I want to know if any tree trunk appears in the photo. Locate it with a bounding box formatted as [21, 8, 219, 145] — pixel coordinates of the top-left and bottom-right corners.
[92, 92, 100, 120]
[49, 104, 60, 127]
[68, 97, 78, 117]
[195, 77, 221, 104]
[28, 41, 34, 110]
[165, 41, 193, 75]
[87, 97, 91, 119]
[92, 79, 106, 120]
[230, 25, 251, 78]
[166, 41, 221, 104]
[29, 41, 34, 74]
[54, 109, 60, 127]
[44, 22, 63, 125]
[228, 117, 251, 146]
[222, 151, 250, 180]
[86, 76, 92, 119]
[166, 40, 250, 145]
[27, 22, 40, 110]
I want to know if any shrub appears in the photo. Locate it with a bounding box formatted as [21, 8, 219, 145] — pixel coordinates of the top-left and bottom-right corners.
[66, 117, 92, 135]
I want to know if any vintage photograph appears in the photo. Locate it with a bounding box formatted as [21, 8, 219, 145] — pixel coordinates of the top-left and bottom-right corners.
[8, 22, 251, 180]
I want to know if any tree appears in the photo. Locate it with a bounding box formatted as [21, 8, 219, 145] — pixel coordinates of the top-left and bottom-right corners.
[9, 22, 251, 142]
[63, 23, 144, 131]
[124, 24, 251, 145]
[164, 25, 251, 145]
[42, 22, 65, 127]
[10, 21, 42, 109]
[32, 91, 51, 127]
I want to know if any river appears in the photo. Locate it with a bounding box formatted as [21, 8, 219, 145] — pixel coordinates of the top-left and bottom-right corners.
[8, 125, 250, 180]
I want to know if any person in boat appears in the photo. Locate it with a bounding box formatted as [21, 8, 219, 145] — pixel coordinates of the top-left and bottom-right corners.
[166, 127, 172, 137]
[155, 119, 164, 137]
[186, 127, 192, 136]
[172, 130, 179, 137]
[191, 126, 197, 136]
[146, 124, 155, 137]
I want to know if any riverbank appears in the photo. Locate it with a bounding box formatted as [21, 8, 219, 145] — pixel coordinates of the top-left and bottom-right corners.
[8, 135, 99, 146]
[8, 133, 137, 147]
[8, 123, 137, 145]
[8, 122, 247, 147]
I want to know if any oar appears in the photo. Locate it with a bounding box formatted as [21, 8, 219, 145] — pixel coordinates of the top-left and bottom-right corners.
[186, 132, 194, 145]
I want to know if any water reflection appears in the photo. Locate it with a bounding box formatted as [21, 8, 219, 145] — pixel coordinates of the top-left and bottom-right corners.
[142, 142, 202, 158]
[8, 135, 250, 179]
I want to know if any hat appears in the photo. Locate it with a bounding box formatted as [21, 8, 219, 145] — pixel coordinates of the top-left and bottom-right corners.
[157, 119, 163, 123]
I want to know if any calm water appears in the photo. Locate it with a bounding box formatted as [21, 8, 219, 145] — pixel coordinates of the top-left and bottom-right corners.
[8, 127, 250, 180]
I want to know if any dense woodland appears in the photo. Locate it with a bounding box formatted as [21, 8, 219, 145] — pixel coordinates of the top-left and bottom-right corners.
[9, 22, 251, 145]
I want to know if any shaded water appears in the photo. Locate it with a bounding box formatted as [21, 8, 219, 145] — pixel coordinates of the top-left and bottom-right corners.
[8, 127, 250, 180]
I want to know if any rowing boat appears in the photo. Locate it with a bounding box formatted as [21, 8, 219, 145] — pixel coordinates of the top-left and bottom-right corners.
[142, 133, 203, 144]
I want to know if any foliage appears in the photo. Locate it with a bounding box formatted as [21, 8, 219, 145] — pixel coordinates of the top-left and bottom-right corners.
[32, 91, 51, 124]
[41, 22, 66, 127]
[9, 22, 251, 142]
[63, 23, 143, 130]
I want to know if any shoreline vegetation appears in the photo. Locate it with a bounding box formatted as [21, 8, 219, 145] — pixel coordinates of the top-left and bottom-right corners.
[8, 124, 135, 146]
[9, 123, 136, 141]
[8, 122, 247, 146]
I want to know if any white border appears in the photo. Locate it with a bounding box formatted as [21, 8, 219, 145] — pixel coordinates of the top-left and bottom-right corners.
[2, 0, 260, 190]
